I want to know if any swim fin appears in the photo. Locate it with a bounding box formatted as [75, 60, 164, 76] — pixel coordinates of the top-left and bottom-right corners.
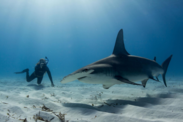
[15, 69, 29, 74]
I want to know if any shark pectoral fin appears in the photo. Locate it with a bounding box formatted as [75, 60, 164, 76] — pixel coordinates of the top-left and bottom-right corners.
[103, 84, 114, 89]
[114, 76, 142, 86]
[141, 79, 149, 88]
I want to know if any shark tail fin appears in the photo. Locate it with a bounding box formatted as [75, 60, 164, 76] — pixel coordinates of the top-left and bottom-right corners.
[161, 55, 173, 87]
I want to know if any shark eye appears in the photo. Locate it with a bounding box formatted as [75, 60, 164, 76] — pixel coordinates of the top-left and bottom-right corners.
[83, 69, 88, 72]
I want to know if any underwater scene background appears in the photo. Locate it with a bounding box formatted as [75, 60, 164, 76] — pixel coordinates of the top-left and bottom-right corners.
[0, 0, 183, 79]
[0, 0, 183, 122]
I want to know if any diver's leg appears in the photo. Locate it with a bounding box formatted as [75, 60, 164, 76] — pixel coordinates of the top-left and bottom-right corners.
[26, 72, 36, 82]
[15, 68, 29, 74]
[37, 77, 43, 85]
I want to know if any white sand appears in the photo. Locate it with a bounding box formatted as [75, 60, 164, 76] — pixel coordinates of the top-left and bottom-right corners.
[0, 77, 183, 122]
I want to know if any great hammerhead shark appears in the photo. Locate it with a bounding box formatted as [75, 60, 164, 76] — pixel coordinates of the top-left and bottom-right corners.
[61, 29, 172, 89]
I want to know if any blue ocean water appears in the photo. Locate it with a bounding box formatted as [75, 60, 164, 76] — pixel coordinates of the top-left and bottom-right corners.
[0, 0, 183, 82]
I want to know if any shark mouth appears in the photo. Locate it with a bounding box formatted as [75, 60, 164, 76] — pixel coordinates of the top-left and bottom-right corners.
[61, 69, 94, 84]
[78, 76, 87, 80]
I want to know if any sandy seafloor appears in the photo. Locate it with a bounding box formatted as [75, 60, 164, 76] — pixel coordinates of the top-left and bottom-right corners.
[0, 77, 183, 122]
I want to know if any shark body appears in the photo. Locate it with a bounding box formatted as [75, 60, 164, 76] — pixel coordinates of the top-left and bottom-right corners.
[61, 29, 172, 89]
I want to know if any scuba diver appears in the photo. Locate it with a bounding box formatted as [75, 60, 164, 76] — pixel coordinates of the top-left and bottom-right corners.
[15, 57, 54, 87]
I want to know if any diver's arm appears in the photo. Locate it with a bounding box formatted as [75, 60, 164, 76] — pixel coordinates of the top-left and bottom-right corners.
[46, 67, 54, 87]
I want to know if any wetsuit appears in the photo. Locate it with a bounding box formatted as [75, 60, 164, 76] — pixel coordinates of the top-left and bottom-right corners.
[25, 64, 54, 85]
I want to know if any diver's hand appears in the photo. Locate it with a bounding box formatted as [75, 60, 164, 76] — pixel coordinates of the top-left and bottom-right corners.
[51, 83, 55, 87]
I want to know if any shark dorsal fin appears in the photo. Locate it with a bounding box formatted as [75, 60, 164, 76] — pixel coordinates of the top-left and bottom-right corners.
[113, 29, 130, 56]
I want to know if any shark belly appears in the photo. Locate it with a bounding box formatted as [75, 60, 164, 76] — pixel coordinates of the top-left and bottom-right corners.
[124, 74, 149, 82]
[78, 74, 122, 85]
[118, 56, 164, 82]
[118, 66, 149, 82]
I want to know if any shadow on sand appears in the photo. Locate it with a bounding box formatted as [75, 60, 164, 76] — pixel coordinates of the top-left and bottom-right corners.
[27, 84, 45, 90]
[63, 92, 178, 114]
[63, 103, 99, 114]
[171, 88, 183, 93]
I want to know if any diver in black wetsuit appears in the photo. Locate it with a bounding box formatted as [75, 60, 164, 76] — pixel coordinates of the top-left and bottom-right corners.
[15, 57, 54, 87]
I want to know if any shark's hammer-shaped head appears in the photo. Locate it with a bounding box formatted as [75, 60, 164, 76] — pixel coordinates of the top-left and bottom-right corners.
[61, 67, 94, 84]
[61, 64, 113, 84]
